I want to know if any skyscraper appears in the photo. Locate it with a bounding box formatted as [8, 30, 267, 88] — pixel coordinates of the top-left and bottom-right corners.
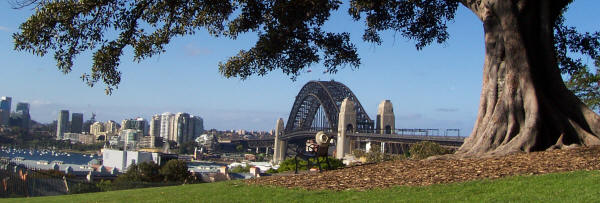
[0, 97, 11, 126]
[172, 112, 191, 144]
[136, 117, 148, 136]
[71, 113, 84, 133]
[122, 118, 147, 135]
[160, 112, 174, 141]
[57, 110, 69, 140]
[0, 110, 6, 127]
[149, 115, 161, 138]
[15, 102, 30, 129]
[120, 129, 139, 149]
[154, 112, 203, 144]
[83, 113, 96, 133]
[0, 97, 11, 112]
[191, 116, 204, 139]
[90, 121, 105, 136]
[104, 120, 119, 135]
[15, 102, 29, 114]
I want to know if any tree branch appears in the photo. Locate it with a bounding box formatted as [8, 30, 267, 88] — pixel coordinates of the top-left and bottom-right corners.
[457, 0, 483, 20]
[551, 0, 573, 20]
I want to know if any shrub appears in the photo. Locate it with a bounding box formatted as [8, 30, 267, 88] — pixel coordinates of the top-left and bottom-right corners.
[312, 156, 344, 170]
[353, 148, 406, 163]
[352, 149, 366, 158]
[265, 168, 278, 174]
[384, 154, 407, 161]
[366, 148, 384, 163]
[277, 156, 344, 172]
[256, 153, 266, 161]
[229, 165, 251, 173]
[277, 158, 307, 172]
[409, 141, 451, 160]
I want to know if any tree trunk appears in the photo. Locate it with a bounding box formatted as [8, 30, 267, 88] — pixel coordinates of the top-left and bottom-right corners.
[457, 0, 600, 156]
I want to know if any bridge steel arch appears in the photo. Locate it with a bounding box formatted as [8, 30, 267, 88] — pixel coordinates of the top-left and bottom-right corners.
[285, 80, 374, 136]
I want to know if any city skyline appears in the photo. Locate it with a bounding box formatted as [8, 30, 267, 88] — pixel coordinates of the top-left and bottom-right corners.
[1, 1, 598, 134]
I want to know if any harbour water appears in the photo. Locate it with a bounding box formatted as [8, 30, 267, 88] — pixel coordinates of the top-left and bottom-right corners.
[0, 147, 96, 165]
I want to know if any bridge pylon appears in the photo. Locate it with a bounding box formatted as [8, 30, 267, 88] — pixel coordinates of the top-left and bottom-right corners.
[336, 98, 357, 159]
[376, 100, 395, 153]
[272, 118, 286, 164]
[377, 100, 395, 134]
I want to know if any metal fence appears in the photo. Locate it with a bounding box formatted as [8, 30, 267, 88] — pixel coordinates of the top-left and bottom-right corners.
[0, 159, 187, 198]
[0, 160, 94, 197]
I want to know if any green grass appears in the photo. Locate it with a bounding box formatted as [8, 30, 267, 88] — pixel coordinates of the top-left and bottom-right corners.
[5, 170, 600, 202]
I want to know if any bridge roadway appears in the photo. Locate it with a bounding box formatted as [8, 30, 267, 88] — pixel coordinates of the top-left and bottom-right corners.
[250, 130, 465, 148]
[347, 133, 464, 147]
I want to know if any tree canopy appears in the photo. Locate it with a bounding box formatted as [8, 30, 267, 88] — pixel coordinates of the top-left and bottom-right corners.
[118, 161, 163, 182]
[11, 0, 458, 93]
[159, 159, 190, 182]
[554, 14, 600, 111]
[11, 0, 597, 96]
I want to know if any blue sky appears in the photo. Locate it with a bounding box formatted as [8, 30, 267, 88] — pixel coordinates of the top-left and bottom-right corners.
[0, 1, 598, 135]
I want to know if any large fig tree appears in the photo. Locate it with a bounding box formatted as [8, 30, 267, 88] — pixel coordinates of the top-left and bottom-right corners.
[12, 0, 600, 156]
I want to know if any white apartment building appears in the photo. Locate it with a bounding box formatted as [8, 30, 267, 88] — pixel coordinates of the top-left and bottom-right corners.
[159, 112, 174, 141]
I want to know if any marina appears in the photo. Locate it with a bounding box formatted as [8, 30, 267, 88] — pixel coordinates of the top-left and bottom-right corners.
[0, 146, 97, 165]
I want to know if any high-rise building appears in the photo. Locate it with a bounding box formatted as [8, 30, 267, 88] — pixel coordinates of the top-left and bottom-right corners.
[171, 112, 191, 144]
[57, 110, 69, 140]
[154, 112, 203, 145]
[160, 112, 174, 141]
[121, 119, 131, 131]
[237, 129, 246, 135]
[191, 116, 204, 139]
[0, 110, 6, 127]
[0, 97, 11, 112]
[121, 118, 148, 136]
[139, 134, 162, 149]
[136, 117, 148, 136]
[0, 97, 11, 126]
[104, 120, 119, 135]
[15, 102, 29, 114]
[83, 113, 96, 133]
[71, 113, 84, 133]
[90, 121, 105, 136]
[120, 129, 139, 149]
[149, 115, 161, 138]
[12, 102, 31, 130]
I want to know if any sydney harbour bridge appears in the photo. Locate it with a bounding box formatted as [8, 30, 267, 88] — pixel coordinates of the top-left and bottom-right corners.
[284, 80, 373, 140]
[244, 80, 465, 163]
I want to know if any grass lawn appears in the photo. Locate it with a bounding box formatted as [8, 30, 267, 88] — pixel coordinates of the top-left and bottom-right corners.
[4, 170, 600, 202]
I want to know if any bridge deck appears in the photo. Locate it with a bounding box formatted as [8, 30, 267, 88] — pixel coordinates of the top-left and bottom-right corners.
[274, 130, 465, 146]
[348, 133, 464, 146]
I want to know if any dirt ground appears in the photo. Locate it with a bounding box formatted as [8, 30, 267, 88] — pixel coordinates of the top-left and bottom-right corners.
[245, 146, 600, 190]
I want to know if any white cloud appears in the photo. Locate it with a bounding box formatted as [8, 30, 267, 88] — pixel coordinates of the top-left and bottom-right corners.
[0, 26, 11, 32]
